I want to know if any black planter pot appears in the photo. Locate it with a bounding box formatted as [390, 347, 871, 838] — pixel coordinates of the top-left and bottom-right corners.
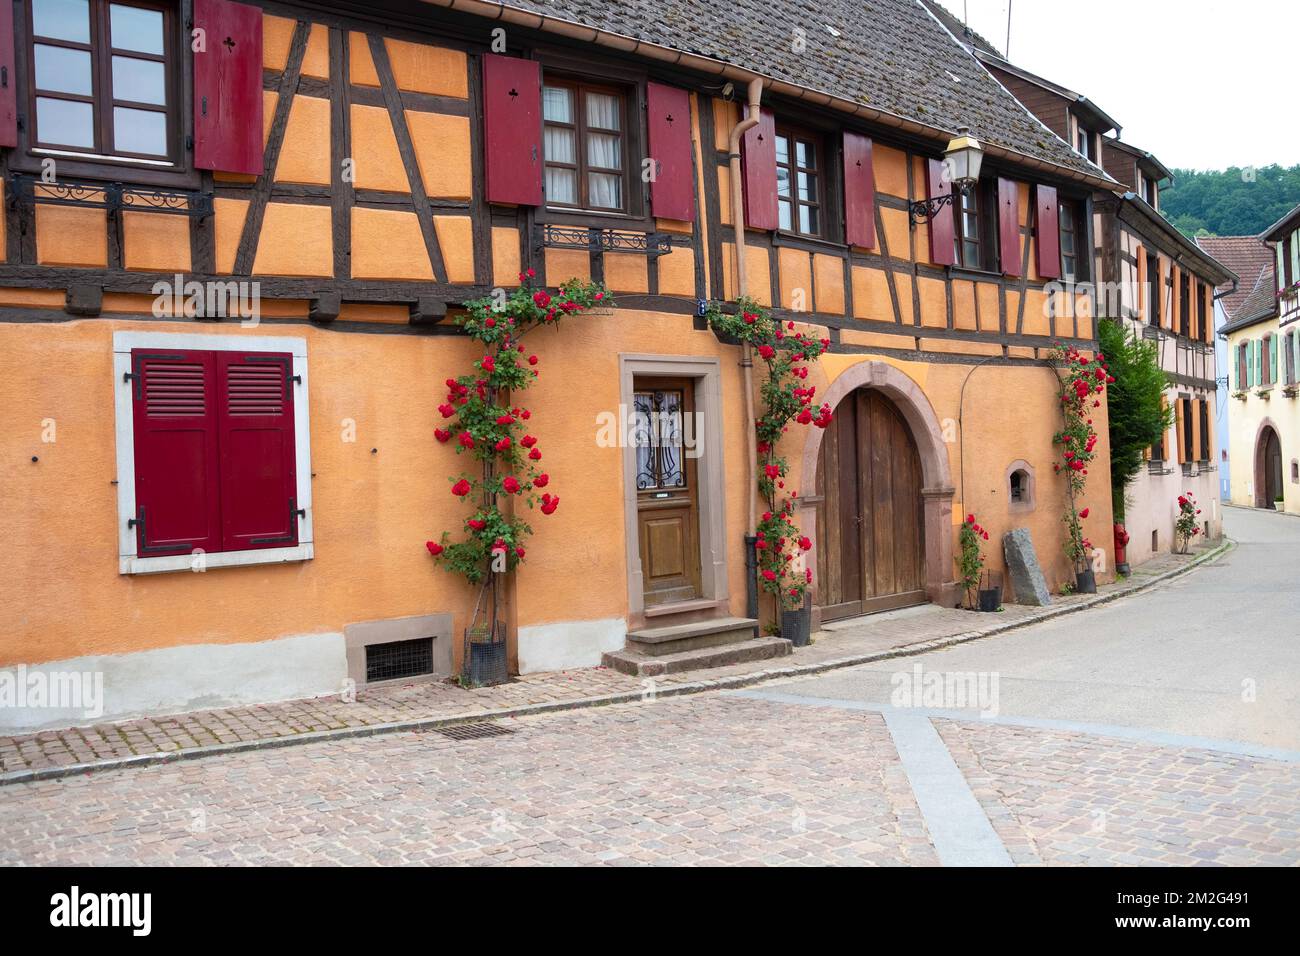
[977, 585, 1002, 612]
[780, 602, 811, 647]
[1075, 568, 1097, 594]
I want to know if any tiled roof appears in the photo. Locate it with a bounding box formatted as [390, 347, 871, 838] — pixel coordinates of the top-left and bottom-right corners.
[1220, 263, 1276, 335]
[487, 0, 1111, 181]
[1195, 235, 1273, 319]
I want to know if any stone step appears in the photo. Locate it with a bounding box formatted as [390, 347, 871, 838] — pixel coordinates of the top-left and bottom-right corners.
[626, 615, 759, 656]
[602, 635, 792, 677]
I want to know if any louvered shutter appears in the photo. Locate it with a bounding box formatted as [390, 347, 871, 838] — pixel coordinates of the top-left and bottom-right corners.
[997, 178, 1021, 276]
[0, 0, 16, 148]
[193, 0, 264, 175]
[131, 350, 222, 556]
[646, 82, 695, 222]
[740, 106, 778, 231]
[1175, 399, 1187, 464]
[482, 54, 543, 206]
[1270, 335, 1278, 386]
[842, 132, 876, 249]
[217, 352, 298, 552]
[1035, 185, 1060, 279]
[926, 159, 955, 266]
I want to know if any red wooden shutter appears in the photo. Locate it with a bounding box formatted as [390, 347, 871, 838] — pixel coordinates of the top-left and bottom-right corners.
[217, 352, 298, 552]
[192, 0, 264, 175]
[646, 82, 695, 222]
[997, 177, 1021, 276]
[0, 0, 16, 148]
[131, 350, 222, 557]
[842, 132, 876, 249]
[926, 159, 955, 266]
[1035, 185, 1061, 279]
[482, 54, 543, 206]
[740, 106, 778, 231]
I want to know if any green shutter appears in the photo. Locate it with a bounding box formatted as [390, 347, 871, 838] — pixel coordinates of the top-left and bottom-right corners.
[1253, 339, 1261, 387]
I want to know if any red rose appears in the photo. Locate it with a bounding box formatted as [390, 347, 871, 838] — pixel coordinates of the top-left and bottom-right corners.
[528, 448, 542, 461]
[761, 570, 777, 582]
[540, 493, 559, 515]
[451, 479, 471, 497]
[533, 290, 551, 309]
[438, 403, 455, 418]
[761, 511, 773, 522]
[758, 344, 775, 360]
[983, 532, 989, 540]
[520, 409, 531, 420]
[966, 514, 975, 524]
[765, 464, 780, 479]
[528, 355, 538, 366]
[481, 356, 495, 373]
[485, 317, 496, 328]
[796, 409, 812, 425]
[798, 536, 812, 551]
[495, 437, 511, 451]
[496, 414, 515, 426]
[533, 473, 549, 488]
[521, 435, 537, 448]
[435, 428, 451, 443]
[425, 540, 443, 556]
[1079, 508, 1090, 519]
[503, 476, 520, 494]
[526, 268, 535, 278]
[467, 518, 486, 531]
[458, 432, 475, 449]
[515, 546, 525, 558]
[743, 312, 757, 325]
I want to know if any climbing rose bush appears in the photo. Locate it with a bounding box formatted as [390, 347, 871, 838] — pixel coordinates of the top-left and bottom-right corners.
[958, 513, 990, 608]
[1051, 342, 1111, 569]
[706, 297, 831, 610]
[1174, 491, 1202, 551]
[426, 271, 613, 584]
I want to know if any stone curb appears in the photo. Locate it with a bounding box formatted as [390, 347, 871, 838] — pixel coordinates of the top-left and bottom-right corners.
[0, 539, 1233, 787]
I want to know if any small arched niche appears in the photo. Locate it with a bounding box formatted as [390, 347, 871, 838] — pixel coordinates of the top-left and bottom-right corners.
[1006, 460, 1036, 513]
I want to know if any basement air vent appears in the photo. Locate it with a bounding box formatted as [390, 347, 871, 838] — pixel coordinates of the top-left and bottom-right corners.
[365, 637, 434, 682]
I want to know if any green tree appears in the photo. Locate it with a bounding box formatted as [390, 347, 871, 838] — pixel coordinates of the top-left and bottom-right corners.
[1098, 319, 1174, 521]
[1162, 164, 1300, 237]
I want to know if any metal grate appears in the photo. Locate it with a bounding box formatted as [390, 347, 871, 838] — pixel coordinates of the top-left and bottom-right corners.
[365, 637, 434, 683]
[434, 722, 516, 741]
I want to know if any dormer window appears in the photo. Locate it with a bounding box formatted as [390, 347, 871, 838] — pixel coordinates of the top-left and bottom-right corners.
[1074, 126, 1096, 163]
[1140, 174, 1159, 209]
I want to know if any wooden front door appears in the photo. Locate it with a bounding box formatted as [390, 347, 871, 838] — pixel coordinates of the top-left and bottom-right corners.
[815, 389, 926, 621]
[634, 378, 701, 607]
[1262, 427, 1284, 509]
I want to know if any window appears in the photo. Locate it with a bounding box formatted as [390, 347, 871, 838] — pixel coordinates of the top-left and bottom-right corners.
[27, 0, 178, 163]
[1238, 342, 1249, 389]
[1197, 280, 1207, 340]
[1140, 175, 1159, 209]
[1198, 399, 1209, 462]
[775, 127, 824, 237]
[1179, 272, 1191, 337]
[952, 180, 997, 271]
[542, 80, 627, 212]
[1263, 334, 1273, 386]
[1074, 124, 1096, 163]
[1146, 250, 1160, 326]
[1060, 201, 1081, 280]
[113, 332, 313, 574]
[1286, 333, 1297, 385]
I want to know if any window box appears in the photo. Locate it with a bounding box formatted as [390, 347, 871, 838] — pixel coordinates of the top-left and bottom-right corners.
[113, 331, 313, 574]
[1284, 385, 1299, 399]
[1255, 386, 1273, 400]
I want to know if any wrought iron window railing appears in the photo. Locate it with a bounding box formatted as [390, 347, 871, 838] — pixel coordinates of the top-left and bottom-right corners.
[6, 173, 212, 218]
[538, 224, 674, 257]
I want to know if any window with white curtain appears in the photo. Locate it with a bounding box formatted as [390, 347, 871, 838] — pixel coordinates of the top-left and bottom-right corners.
[542, 79, 627, 212]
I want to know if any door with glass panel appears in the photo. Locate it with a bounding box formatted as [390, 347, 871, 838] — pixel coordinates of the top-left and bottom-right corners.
[633, 378, 701, 607]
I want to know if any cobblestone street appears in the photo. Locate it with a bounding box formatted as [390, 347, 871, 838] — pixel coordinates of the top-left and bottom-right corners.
[1, 508, 1296, 866]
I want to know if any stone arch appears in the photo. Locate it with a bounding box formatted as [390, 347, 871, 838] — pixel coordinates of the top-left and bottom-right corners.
[799, 360, 959, 610]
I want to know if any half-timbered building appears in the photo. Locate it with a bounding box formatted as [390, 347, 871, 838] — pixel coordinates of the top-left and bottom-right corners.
[1, 0, 1125, 729]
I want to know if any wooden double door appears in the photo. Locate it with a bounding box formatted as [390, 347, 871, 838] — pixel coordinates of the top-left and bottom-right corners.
[815, 389, 926, 621]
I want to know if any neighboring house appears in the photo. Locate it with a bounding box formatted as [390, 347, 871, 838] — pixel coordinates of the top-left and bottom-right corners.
[0, 0, 1121, 731]
[1195, 235, 1275, 501]
[1217, 203, 1300, 514]
[935, 2, 1234, 566]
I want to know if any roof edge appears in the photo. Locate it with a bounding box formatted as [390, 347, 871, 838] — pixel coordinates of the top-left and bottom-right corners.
[1116, 194, 1237, 285]
[432, 0, 1121, 191]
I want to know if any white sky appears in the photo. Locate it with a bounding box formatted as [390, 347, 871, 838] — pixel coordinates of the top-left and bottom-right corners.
[936, 0, 1298, 171]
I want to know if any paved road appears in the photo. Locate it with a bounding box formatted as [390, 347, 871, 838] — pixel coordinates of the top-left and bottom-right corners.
[1, 507, 1296, 865]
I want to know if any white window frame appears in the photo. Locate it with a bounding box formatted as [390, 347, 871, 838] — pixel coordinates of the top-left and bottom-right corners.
[113, 331, 314, 574]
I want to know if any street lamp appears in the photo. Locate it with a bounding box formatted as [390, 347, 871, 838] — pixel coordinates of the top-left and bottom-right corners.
[909, 126, 985, 226]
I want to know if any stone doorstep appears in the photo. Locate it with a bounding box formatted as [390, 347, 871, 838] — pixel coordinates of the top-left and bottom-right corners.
[626, 615, 759, 656]
[603, 635, 793, 677]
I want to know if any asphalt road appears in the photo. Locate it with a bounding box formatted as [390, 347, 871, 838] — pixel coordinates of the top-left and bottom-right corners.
[767, 506, 1300, 751]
